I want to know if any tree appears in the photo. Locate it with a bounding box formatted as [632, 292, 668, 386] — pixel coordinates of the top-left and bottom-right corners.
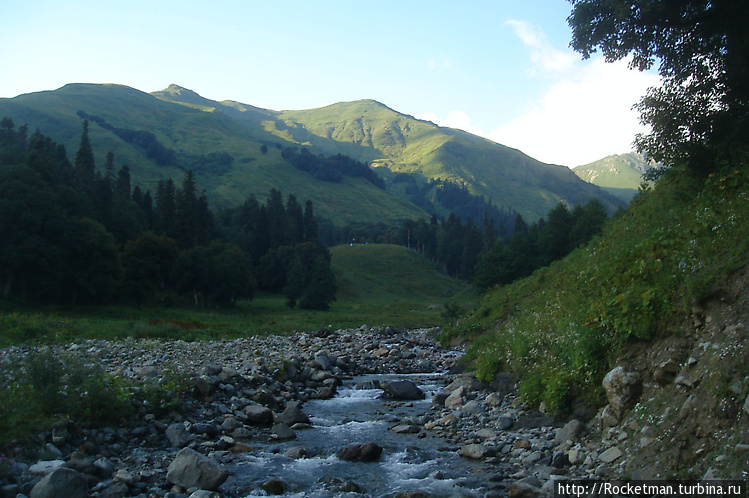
[568, 0, 749, 169]
[74, 120, 96, 193]
[121, 231, 179, 304]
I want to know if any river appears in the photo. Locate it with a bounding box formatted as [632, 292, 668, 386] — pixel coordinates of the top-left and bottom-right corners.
[225, 372, 492, 497]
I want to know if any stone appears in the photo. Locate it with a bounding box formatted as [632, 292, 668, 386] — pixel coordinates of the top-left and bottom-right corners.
[476, 428, 498, 439]
[459, 443, 489, 459]
[189, 491, 222, 498]
[653, 359, 679, 385]
[93, 457, 116, 478]
[679, 394, 700, 420]
[337, 442, 383, 462]
[380, 380, 425, 400]
[507, 480, 544, 498]
[390, 423, 420, 434]
[743, 394, 749, 416]
[30, 468, 88, 498]
[166, 422, 194, 448]
[498, 413, 515, 430]
[602, 367, 642, 417]
[445, 386, 465, 409]
[275, 401, 311, 426]
[29, 460, 66, 476]
[113, 468, 135, 485]
[462, 399, 483, 414]
[568, 447, 585, 465]
[554, 419, 585, 444]
[244, 403, 273, 425]
[599, 446, 623, 463]
[166, 447, 228, 491]
[99, 481, 130, 498]
[271, 423, 296, 440]
[262, 478, 286, 495]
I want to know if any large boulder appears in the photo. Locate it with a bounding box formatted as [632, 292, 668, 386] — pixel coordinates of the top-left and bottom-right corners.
[275, 401, 311, 426]
[381, 380, 425, 400]
[166, 422, 194, 448]
[166, 447, 228, 491]
[30, 468, 88, 498]
[602, 366, 642, 418]
[337, 443, 383, 462]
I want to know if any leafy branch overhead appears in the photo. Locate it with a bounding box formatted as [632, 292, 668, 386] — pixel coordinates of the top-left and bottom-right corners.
[568, 0, 749, 169]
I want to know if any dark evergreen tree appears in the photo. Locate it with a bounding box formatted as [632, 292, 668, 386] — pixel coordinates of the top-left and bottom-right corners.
[303, 199, 318, 241]
[74, 120, 96, 195]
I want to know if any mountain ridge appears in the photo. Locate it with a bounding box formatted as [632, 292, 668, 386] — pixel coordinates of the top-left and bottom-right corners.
[0, 82, 624, 224]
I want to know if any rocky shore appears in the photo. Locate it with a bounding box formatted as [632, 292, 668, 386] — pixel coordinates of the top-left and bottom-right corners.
[1, 325, 747, 497]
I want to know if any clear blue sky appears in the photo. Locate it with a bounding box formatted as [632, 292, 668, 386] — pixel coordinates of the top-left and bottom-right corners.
[1, 0, 659, 166]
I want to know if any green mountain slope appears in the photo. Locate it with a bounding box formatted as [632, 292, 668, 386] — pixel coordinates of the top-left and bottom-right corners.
[274, 100, 624, 220]
[1, 83, 622, 224]
[331, 243, 473, 304]
[0, 84, 426, 226]
[573, 152, 658, 202]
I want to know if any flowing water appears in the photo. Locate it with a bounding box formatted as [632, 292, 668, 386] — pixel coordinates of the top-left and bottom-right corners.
[227, 372, 491, 497]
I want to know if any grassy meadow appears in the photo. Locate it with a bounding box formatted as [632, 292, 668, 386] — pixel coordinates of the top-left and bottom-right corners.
[0, 243, 476, 347]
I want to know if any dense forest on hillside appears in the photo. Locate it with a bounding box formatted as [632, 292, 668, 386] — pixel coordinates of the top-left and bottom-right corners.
[0, 116, 610, 311]
[0, 118, 337, 310]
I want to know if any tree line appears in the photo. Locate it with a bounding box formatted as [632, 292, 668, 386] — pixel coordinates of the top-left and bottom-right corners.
[312, 198, 609, 286]
[0, 118, 336, 309]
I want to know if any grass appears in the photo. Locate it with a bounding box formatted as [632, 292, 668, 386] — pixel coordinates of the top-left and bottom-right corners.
[443, 159, 749, 413]
[0, 243, 477, 347]
[0, 242, 476, 443]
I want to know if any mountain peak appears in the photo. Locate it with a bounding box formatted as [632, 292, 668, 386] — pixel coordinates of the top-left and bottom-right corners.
[152, 84, 216, 108]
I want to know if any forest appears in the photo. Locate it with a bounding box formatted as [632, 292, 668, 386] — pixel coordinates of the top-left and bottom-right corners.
[0, 117, 609, 311]
[0, 118, 336, 310]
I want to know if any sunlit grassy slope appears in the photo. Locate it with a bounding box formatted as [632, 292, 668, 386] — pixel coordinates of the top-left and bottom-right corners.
[1, 83, 622, 224]
[444, 161, 749, 412]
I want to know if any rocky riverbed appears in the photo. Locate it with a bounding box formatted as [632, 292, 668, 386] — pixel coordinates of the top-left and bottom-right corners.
[1, 324, 746, 497]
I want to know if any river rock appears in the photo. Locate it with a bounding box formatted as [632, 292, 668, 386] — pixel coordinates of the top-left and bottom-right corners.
[653, 359, 679, 385]
[445, 386, 465, 409]
[743, 394, 749, 416]
[337, 442, 383, 462]
[30, 468, 88, 498]
[166, 447, 228, 491]
[262, 477, 286, 495]
[602, 366, 642, 418]
[29, 460, 66, 476]
[554, 419, 585, 444]
[381, 380, 425, 400]
[507, 479, 544, 498]
[189, 491, 222, 498]
[166, 422, 194, 448]
[459, 443, 489, 459]
[275, 401, 311, 426]
[272, 423, 296, 440]
[244, 403, 273, 424]
[599, 446, 623, 463]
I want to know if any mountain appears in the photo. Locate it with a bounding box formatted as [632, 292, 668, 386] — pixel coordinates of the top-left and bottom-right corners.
[0, 83, 623, 224]
[573, 152, 658, 202]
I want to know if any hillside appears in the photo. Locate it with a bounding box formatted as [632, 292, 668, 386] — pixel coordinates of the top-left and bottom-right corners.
[276, 100, 624, 220]
[444, 162, 749, 479]
[0, 83, 622, 225]
[331, 243, 473, 304]
[573, 152, 658, 202]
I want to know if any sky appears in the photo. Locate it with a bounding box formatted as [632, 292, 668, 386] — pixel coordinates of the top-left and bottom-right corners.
[0, 0, 661, 166]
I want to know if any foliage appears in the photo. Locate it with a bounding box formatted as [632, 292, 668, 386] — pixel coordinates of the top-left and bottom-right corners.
[0, 348, 132, 441]
[0, 118, 336, 309]
[568, 0, 749, 170]
[446, 158, 749, 412]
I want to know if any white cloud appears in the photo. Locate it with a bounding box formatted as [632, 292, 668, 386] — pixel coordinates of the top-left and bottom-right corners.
[488, 21, 662, 166]
[505, 19, 577, 76]
[490, 57, 660, 166]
